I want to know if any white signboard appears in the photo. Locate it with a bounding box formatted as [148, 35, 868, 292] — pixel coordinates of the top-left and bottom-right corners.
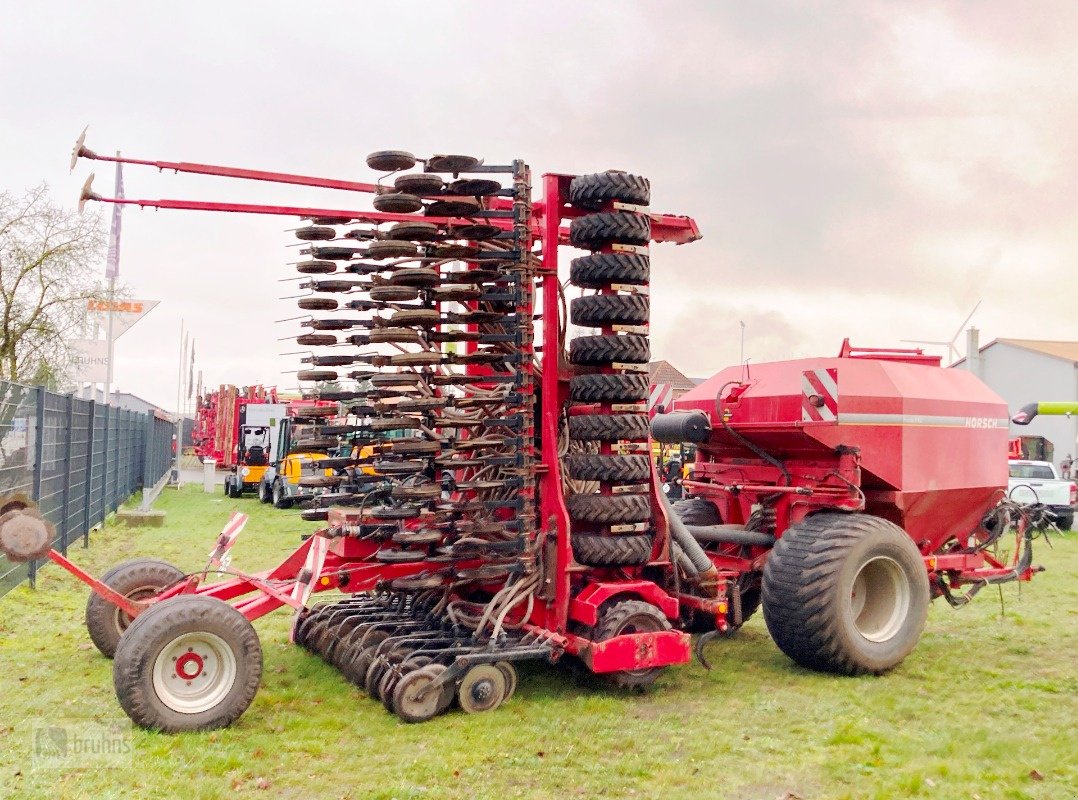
[87, 299, 160, 339]
[69, 339, 109, 383]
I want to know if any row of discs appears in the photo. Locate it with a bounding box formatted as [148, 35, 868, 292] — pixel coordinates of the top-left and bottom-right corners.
[285, 151, 534, 576]
[562, 172, 655, 569]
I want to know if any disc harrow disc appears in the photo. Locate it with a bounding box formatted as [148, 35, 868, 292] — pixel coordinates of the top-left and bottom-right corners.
[0, 509, 53, 562]
[449, 178, 502, 196]
[367, 150, 417, 172]
[295, 226, 337, 241]
[427, 154, 482, 173]
[394, 173, 444, 195]
[296, 335, 340, 352]
[372, 192, 424, 214]
[457, 664, 506, 714]
[367, 240, 418, 260]
[298, 298, 338, 311]
[426, 198, 481, 217]
[387, 222, 441, 242]
[392, 667, 445, 723]
[451, 224, 500, 240]
[296, 260, 337, 274]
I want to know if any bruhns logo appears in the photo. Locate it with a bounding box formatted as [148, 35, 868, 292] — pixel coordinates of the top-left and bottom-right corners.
[32, 724, 133, 768]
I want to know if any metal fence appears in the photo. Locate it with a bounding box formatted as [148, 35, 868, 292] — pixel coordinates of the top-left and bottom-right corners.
[0, 380, 174, 596]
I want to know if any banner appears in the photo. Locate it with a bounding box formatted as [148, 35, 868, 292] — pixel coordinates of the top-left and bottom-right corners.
[69, 340, 109, 384]
[87, 299, 159, 339]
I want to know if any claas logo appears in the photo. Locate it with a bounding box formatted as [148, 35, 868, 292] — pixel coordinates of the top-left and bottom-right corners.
[88, 300, 144, 313]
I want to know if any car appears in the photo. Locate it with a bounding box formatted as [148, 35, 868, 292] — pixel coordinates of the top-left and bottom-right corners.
[1008, 459, 1077, 530]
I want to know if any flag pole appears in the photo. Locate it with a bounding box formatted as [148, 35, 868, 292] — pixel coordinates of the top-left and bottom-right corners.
[103, 153, 123, 405]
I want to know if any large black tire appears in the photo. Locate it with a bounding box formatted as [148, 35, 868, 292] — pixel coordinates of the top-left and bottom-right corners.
[569, 172, 651, 210]
[570, 294, 649, 328]
[762, 513, 930, 675]
[567, 414, 649, 442]
[570, 253, 650, 288]
[226, 477, 243, 499]
[569, 334, 650, 366]
[257, 481, 273, 504]
[85, 559, 186, 658]
[564, 454, 650, 482]
[591, 600, 670, 689]
[113, 595, 263, 732]
[569, 212, 651, 249]
[272, 480, 293, 510]
[672, 498, 721, 527]
[572, 533, 653, 567]
[567, 493, 650, 524]
[1051, 509, 1074, 531]
[569, 374, 649, 403]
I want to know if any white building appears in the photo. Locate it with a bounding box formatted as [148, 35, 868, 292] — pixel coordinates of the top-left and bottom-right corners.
[955, 336, 1078, 470]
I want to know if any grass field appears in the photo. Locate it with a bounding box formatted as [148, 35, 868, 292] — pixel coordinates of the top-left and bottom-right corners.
[1, 487, 1075, 800]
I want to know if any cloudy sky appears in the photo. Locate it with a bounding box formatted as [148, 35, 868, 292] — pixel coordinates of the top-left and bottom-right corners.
[2, 2, 1075, 410]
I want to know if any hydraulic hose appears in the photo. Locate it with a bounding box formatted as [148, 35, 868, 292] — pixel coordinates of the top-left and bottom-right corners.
[659, 490, 715, 577]
[686, 525, 775, 547]
[714, 381, 791, 485]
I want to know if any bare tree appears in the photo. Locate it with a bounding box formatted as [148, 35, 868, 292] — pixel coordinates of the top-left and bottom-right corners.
[0, 184, 107, 387]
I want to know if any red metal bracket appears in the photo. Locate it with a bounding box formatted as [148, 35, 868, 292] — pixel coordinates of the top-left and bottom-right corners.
[569, 580, 680, 627]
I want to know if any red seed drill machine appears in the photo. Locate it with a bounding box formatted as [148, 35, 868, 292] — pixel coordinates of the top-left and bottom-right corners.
[0, 131, 1042, 731]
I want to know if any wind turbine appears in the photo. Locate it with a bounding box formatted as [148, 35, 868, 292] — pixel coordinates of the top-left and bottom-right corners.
[902, 299, 982, 364]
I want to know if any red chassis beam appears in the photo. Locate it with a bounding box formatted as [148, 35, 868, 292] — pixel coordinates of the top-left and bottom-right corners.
[46, 536, 474, 623]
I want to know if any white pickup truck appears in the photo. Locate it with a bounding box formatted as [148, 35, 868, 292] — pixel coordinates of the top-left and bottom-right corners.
[1008, 460, 1077, 530]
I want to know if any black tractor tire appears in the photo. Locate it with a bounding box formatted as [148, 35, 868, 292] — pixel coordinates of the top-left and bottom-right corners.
[1052, 509, 1074, 531]
[272, 481, 293, 510]
[85, 559, 186, 659]
[569, 212, 651, 250]
[113, 595, 262, 732]
[570, 294, 649, 328]
[564, 454, 650, 483]
[257, 481, 272, 504]
[569, 172, 651, 210]
[567, 493, 650, 524]
[567, 414, 649, 442]
[672, 498, 721, 527]
[570, 253, 650, 288]
[226, 477, 243, 499]
[569, 373, 649, 404]
[572, 533, 653, 567]
[569, 334, 650, 366]
[592, 600, 670, 689]
[762, 513, 930, 675]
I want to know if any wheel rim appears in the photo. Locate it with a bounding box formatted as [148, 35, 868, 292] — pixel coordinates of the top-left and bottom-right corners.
[849, 556, 910, 642]
[111, 586, 160, 635]
[394, 669, 442, 721]
[152, 632, 238, 714]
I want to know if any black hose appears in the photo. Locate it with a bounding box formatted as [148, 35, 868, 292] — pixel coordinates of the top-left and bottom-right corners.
[686, 525, 775, 547]
[714, 380, 791, 486]
[659, 491, 714, 576]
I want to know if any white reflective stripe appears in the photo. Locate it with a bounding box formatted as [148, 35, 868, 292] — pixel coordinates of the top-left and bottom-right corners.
[814, 368, 838, 399]
[817, 405, 836, 421]
[838, 413, 1009, 428]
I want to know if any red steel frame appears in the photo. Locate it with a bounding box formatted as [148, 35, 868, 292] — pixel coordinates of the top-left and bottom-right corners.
[53, 147, 702, 675]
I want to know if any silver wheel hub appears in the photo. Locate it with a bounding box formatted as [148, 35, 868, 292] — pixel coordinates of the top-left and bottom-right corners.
[152, 632, 237, 714]
[849, 556, 910, 643]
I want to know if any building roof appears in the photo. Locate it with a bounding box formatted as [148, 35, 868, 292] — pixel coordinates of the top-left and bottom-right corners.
[648, 360, 697, 391]
[955, 338, 1078, 366]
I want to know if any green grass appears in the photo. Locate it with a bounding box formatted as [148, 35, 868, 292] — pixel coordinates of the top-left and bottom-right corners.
[1, 487, 1076, 799]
